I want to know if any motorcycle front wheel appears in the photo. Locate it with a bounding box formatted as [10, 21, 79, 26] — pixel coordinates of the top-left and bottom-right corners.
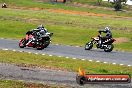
[85, 42, 93, 50]
[19, 38, 26, 48]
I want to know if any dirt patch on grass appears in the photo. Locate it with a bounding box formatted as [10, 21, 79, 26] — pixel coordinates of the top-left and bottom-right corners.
[24, 82, 66, 88]
[34, 0, 49, 2]
[24, 83, 64, 88]
[70, 2, 113, 10]
[48, 9, 132, 20]
[48, 9, 109, 17]
[114, 37, 130, 44]
[16, 63, 69, 72]
[24, 83, 50, 88]
[9, 5, 132, 19]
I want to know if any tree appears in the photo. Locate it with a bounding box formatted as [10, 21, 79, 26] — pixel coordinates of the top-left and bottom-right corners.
[114, 0, 122, 11]
[97, 0, 102, 5]
[114, 0, 127, 11]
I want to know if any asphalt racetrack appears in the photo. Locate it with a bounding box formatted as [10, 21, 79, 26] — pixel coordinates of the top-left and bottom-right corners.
[0, 38, 132, 65]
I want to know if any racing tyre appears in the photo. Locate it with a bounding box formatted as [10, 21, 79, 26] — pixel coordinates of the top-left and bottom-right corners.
[104, 44, 114, 52]
[85, 42, 93, 50]
[19, 38, 26, 48]
[36, 43, 45, 50]
[44, 41, 50, 48]
[76, 75, 86, 85]
[36, 45, 45, 50]
[36, 46, 44, 50]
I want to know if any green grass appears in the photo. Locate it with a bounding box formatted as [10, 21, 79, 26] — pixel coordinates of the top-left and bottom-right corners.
[114, 42, 132, 51]
[0, 8, 131, 29]
[72, 0, 112, 7]
[0, 0, 132, 17]
[0, 8, 131, 51]
[72, 0, 97, 4]
[0, 50, 132, 75]
[0, 80, 64, 88]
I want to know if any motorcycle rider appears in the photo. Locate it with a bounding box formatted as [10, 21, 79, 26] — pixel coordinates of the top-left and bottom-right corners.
[26, 24, 48, 45]
[98, 27, 112, 47]
[37, 24, 48, 34]
[2, 3, 7, 8]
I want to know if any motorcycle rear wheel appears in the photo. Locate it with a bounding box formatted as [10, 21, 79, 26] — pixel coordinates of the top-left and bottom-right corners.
[104, 44, 114, 52]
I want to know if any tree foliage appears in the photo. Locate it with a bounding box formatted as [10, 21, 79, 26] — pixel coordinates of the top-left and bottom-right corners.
[97, 0, 102, 5]
[113, 0, 127, 11]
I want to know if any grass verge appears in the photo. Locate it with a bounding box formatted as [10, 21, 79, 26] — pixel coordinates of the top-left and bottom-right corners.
[0, 80, 65, 88]
[0, 0, 132, 17]
[0, 50, 132, 76]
